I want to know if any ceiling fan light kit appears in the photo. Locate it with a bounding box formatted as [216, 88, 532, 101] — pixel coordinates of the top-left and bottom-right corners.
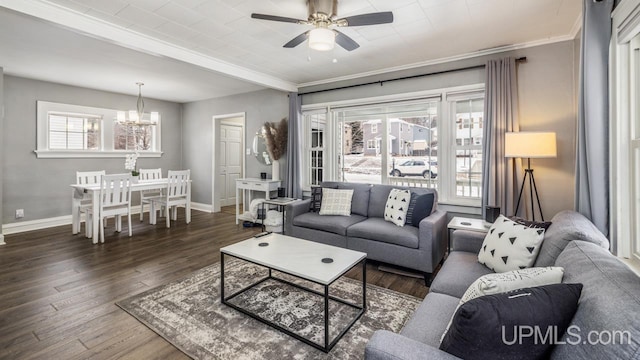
[308, 28, 335, 51]
[251, 0, 393, 52]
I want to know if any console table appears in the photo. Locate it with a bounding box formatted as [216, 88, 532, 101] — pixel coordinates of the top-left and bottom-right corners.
[235, 178, 281, 224]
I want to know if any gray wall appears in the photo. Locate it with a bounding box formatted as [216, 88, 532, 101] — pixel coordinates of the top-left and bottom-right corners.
[182, 88, 288, 206]
[301, 40, 578, 219]
[2, 75, 183, 224]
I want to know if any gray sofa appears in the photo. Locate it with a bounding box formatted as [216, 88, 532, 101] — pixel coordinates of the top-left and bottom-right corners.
[285, 182, 448, 284]
[366, 210, 640, 359]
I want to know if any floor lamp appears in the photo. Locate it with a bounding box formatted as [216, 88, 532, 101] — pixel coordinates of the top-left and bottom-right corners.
[505, 132, 557, 221]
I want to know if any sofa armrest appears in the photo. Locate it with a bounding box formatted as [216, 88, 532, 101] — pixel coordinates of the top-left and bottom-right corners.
[365, 330, 461, 360]
[285, 199, 311, 233]
[418, 209, 448, 272]
[450, 229, 486, 253]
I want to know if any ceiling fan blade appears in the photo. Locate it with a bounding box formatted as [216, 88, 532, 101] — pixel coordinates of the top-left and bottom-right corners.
[283, 31, 310, 48]
[338, 12, 394, 26]
[251, 13, 305, 24]
[334, 30, 360, 51]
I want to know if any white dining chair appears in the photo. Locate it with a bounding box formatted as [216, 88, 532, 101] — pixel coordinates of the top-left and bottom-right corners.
[138, 168, 163, 222]
[75, 170, 105, 235]
[86, 173, 133, 243]
[149, 170, 190, 228]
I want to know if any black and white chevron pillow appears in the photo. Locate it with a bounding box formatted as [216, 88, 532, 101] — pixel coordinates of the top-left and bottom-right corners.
[478, 215, 546, 273]
[384, 189, 411, 227]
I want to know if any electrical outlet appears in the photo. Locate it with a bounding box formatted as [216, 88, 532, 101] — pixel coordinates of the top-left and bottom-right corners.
[15, 209, 24, 219]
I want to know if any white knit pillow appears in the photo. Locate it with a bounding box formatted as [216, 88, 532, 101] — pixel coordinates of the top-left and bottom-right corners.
[384, 189, 411, 226]
[319, 188, 353, 216]
[477, 215, 546, 272]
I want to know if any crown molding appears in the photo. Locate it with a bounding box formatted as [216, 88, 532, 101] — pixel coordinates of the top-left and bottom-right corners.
[0, 0, 298, 93]
[297, 35, 578, 89]
[570, 13, 583, 39]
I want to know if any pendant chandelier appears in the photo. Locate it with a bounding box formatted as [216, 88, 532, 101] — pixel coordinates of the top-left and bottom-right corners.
[116, 82, 158, 125]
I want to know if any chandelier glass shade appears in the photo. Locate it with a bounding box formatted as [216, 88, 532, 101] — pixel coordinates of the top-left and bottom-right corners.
[116, 82, 158, 125]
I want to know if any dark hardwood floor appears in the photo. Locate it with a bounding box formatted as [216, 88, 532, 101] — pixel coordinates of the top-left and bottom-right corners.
[0, 207, 429, 359]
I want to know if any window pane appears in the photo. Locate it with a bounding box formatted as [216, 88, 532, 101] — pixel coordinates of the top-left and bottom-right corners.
[48, 113, 102, 150]
[453, 97, 483, 199]
[49, 132, 67, 149]
[49, 115, 67, 132]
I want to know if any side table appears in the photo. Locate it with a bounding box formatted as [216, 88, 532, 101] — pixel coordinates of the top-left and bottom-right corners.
[260, 197, 298, 234]
[447, 216, 491, 254]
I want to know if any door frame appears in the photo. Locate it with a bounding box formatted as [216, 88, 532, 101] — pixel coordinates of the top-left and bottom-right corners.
[212, 112, 246, 213]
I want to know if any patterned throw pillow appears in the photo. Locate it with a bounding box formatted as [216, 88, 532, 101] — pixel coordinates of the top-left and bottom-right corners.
[309, 186, 323, 212]
[440, 266, 565, 344]
[508, 215, 553, 230]
[478, 215, 546, 272]
[319, 188, 353, 216]
[405, 193, 435, 227]
[384, 189, 411, 227]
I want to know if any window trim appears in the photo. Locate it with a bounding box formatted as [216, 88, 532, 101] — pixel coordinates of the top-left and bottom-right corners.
[35, 101, 162, 158]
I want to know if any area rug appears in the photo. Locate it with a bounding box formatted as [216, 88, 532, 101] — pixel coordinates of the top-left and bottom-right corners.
[117, 260, 422, 359]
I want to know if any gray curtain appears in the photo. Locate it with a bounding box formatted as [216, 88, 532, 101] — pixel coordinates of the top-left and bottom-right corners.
[482, 57, 520, 219]
[286, 92, 303, 199]
[575, 0, 613, 239]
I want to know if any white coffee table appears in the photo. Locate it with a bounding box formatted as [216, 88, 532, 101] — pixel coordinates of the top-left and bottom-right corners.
[220, 233, 367, 352]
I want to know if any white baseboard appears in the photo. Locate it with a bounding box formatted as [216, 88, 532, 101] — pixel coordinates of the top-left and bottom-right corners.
[191, 202, 213, 213]
[1, 203, 207, 236]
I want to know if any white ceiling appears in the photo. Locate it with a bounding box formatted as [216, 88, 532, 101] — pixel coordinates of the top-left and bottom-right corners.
[0, 0, 581, 103]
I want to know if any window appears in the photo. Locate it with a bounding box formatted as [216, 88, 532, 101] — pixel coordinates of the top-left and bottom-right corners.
[451, 97, 484, 201]
[302, 85, 484, 206]
[304, 111, 326, 186]
[36, 101, 162, 158]
[48, 112, 101, 150]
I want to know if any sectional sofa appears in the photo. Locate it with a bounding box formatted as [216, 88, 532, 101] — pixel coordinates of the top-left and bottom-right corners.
[365, 210, 640, 359]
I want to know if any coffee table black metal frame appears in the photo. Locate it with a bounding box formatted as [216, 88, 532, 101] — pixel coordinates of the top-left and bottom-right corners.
[220, 253, 367, 353]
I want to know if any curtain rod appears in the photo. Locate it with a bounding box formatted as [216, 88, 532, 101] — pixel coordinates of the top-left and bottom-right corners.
[297, 57, 527, 97]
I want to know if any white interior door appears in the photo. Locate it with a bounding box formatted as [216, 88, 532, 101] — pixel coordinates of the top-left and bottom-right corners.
[219, 124, 243, 207]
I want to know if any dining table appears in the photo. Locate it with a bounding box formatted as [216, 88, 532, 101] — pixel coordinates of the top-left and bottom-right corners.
[71, 178, 191, 244]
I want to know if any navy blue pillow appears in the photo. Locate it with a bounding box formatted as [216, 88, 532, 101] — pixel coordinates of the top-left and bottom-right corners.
[440, 283, 583, 360]
[406, 193, 434, 227]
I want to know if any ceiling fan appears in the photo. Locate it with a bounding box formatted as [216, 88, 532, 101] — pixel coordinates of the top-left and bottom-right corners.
[251, 0, 393, 52]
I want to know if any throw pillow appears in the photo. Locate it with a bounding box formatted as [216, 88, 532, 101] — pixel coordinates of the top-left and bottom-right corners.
[410, 193, 435, 227]
[440, 266, 565, 344]
[509, 215, 553, 230]
[478, 215, 546, 272]
[405, 192, 417, 225]
[440, 283, 583, 360]
[309, 186, 322, 212]
[384, 188, 411, 226]
[319, 188, 353, 216]
[460, 266, 564, 303]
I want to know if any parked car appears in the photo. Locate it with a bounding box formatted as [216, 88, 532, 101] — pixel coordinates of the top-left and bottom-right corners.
[390, 159, 438, 178]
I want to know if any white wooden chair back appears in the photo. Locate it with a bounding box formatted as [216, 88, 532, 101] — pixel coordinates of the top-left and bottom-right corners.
[139, 168, 162, 181]
[100, 173, 132, 208]
[166, 170, 190, 199]
[77, 170, 105, 185]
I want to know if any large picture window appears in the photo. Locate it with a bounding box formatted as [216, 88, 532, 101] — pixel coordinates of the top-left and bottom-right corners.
[302, 85, 484, 206]
[35, 101, 162, 158]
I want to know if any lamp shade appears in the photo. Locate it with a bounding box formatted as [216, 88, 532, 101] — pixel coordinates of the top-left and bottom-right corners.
[505, 132, 557, 158]
[308, 28, 335, 51]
